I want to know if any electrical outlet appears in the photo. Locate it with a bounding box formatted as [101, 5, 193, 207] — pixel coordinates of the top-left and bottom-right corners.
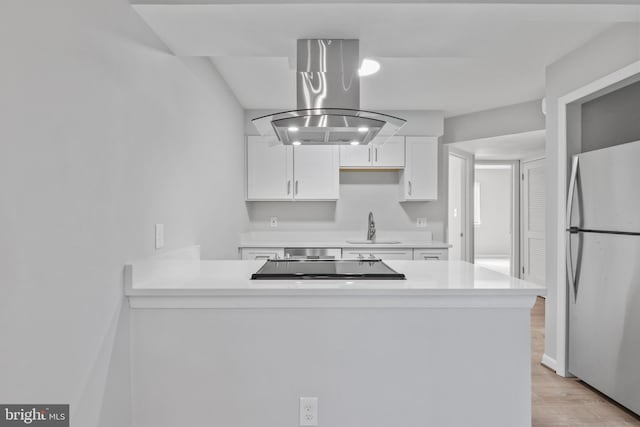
[270, 217, 278, 228]
[416, 218, 428, 228]
[299, 397, 318, 426]
[155, 224, 164, 249]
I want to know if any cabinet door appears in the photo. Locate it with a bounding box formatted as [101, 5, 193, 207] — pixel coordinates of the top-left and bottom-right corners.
[413, 249, 448, 261]
[342, 249, 413, 260]
[293, 146, 340, 200]
[373, 136, 405, 167]
[246, 136, 293, 200]
[340, 145, 372, 167]
[403, 137, 438, 200]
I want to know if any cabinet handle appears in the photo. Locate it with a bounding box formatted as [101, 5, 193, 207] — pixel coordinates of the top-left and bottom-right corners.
[375, 148, 378, 162]
[423, 256, 439, 260]
[287, 180, 291, 195]
[295, 180, 299, 195]
[408, 181, 413, 196]
[368, 148, 371, 162]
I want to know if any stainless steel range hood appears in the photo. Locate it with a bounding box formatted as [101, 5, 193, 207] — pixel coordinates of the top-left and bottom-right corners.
[252, 39, 406, 145]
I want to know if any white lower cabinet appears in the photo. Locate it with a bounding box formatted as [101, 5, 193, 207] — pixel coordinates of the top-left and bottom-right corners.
[342, 248, 413, 260]
[413, 249, 448, 260]
[240, 248, 285, 260]
[240, 247, 448, 261]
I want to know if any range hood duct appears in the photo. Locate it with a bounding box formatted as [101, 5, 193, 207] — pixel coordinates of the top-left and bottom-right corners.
[252, 39, 406, 145]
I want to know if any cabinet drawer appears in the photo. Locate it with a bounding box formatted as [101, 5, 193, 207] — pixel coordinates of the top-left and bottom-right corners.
[240, 248, 285, 260]
[413, 249, 448, 261]
[342, 249, 413, 260]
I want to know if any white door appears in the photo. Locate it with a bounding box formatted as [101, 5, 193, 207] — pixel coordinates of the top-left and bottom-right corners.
[293, 146, 340, 200]
[404, 137, 438, 200]
[246, 136, 293, 200]
[521, 158, 545, 284]
[448, 154, 466, 260]
[374, 136, 405, 167]
[339, 145, 372, 167]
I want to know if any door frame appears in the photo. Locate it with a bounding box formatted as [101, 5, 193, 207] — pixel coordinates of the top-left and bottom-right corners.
[520, 156, 545, 283]
[474, 160, 520, 277]
[446, 146, 474, 262]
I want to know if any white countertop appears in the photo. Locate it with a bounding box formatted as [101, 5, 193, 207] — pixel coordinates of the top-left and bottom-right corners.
[238, 240, 451, 249]
[237, 230, 452, 249]
[125, 259, 545, 308]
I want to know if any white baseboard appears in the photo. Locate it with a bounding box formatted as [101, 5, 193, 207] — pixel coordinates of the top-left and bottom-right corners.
[541, 353, 557, 371]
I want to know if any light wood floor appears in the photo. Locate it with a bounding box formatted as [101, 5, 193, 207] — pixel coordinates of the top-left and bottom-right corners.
[531, 297, 640, 426]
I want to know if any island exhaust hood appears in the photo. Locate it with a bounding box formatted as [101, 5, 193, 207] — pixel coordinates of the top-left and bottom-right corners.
[252, 39, 406, 146]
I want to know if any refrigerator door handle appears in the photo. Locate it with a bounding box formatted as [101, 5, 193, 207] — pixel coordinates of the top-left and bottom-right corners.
[566, 231, 577, 301]
[566, 155, 579, 229]
[566, 155, 580, 301]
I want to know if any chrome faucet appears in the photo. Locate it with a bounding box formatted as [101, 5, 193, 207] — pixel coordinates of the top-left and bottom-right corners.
[367, 211, 376, 241]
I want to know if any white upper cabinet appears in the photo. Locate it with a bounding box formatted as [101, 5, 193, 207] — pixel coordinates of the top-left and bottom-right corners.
[374, 136, 405, 167]
[293, 145, 340, 200]
[246, 137, 339, 201]
[246, 136, 293, 201]
[401, 136, 439, 201]
[339, 145, 371, 167]
[339, 136, 405, 168]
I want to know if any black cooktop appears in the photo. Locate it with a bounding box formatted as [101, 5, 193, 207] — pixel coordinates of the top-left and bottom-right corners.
[251, 259, 406, 280]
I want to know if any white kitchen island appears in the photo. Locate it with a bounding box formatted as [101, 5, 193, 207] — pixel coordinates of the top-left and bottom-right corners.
[125, 250, 545, 427]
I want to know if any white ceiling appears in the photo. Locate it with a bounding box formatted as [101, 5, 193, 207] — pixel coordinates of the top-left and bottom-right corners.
[449, 130, 546, 160]
[133, 2, 639, 116]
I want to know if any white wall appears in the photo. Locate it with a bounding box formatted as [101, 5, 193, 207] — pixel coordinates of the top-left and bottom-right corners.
[544, 23, 640, 362]
[443, 99, 545, 143]
[474, 168, 512, 257]
[0, 1, 247, 425]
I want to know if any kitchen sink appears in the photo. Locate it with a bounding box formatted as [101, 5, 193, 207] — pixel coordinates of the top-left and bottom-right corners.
[346, 240, 402, 244]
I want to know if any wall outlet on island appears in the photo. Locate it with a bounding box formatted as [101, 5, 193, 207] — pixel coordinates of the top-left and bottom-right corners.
[299, 397, 318, 426]
[270, 217, 278, 227]
[416, 218, 428, 228]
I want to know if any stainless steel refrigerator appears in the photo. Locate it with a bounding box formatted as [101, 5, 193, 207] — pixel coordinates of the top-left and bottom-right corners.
[567, 139, 640, 415]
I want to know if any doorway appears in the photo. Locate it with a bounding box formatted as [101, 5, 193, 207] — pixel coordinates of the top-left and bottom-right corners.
[448, 154, 465, 260]
[520, 158, 546, 285]
[473, 162, 520, 276]
[447, 150, 472, 261]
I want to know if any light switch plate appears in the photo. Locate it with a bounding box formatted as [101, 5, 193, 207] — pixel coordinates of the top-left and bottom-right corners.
[155, 224, 164, 249]
[416, 218, 428, 228]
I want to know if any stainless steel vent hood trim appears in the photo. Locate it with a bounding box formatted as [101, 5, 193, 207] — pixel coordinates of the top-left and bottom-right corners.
[251, 39, 406, 145]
